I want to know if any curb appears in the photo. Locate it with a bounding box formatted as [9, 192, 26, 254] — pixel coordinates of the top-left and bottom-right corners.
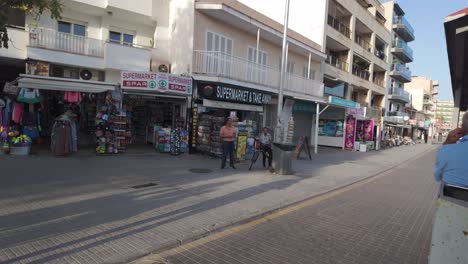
[127, 145, 437, 264]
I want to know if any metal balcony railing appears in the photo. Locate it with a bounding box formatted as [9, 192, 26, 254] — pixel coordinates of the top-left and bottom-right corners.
[352, 64, 370, 81]
[193, 50, 323, 98]
[367, 106, 383, 119]
[29, 27, 105, 57]
[325, 54, 349, 72]
[327, 15, 352, 39]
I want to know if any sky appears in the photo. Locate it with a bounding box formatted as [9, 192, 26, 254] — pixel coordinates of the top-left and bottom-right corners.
[394, 0, 468, 100]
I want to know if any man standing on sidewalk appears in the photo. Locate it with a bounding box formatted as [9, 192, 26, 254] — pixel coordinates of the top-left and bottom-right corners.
[220, 118, 236, 169]
[260, 127, 273, 168]
[433, 112, 468, 190]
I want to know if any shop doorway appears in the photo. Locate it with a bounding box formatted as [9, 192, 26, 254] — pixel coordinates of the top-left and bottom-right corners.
[123, 94, 187, 149]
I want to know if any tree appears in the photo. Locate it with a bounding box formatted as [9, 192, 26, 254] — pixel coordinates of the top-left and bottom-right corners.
[0, 0, 63, 49]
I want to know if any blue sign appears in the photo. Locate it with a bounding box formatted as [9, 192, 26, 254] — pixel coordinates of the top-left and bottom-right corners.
[329, 96, 360, 109]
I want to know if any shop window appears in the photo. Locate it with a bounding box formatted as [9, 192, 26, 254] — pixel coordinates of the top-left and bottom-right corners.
[58, 21, 86, 36]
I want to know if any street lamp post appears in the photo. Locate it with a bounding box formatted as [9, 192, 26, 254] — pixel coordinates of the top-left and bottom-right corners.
[275, 0, 291, 143]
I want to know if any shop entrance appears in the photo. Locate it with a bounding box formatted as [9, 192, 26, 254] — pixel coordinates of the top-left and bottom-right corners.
[123, 94, 188, 151]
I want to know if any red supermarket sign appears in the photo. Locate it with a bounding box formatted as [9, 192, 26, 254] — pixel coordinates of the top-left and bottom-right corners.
[121, 71, 192, 95]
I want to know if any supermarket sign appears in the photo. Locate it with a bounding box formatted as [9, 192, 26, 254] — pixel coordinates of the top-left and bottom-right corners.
[121, 71, 192, 95]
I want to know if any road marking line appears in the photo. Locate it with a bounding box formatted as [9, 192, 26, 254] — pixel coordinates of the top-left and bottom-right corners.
[132, 146, 437, 264]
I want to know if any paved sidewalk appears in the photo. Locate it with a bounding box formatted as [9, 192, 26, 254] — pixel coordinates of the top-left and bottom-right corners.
[0, 144, 437, 264]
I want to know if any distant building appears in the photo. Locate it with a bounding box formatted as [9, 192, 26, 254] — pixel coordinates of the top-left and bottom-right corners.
[405, 76, 439, 139]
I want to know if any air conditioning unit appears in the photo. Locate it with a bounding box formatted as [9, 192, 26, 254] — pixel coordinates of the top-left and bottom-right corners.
[151, 60, 171, 73]
[79, 68, 102, 81]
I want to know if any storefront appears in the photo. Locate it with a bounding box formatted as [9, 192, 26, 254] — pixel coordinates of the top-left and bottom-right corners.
[317, 96, 378, 151]
[191, 82, 272, 161]
[120, 71, 192, 154]
[1, 65, 118, 156]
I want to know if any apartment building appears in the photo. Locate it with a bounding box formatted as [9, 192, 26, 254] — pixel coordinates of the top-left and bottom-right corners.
[405, 76, 439, 138]
[191, 0, 326, 152]
[382, 1, 414, 121]
[319, 0, 391, 149]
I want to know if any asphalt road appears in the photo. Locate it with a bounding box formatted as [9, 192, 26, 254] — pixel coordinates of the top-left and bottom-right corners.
[148, 149, 439, 264]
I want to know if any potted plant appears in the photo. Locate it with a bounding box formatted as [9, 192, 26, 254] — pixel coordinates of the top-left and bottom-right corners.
[10, 134, 32, 155]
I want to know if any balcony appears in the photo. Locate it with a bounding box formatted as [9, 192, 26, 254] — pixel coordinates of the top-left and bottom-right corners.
[426, 110, 436, 117]
[391, 40, 413, 62]
[390, 64, 411, 83]
[374, 49, 387, 62]
[28, 27, 152, 72]
[393, 16, 415, 42]
[388, 87, 410, 103]
[366, 106, 383, 121]
[352, 64, 370, 81]
[355, 35, 371, 52]
[388, 111, 409, 117]
[193, 50, 323, 98]
[327, 15, 352, 39]
[325, 54, 349, 72]
[29, 27, 104, 57]
[0, 27, 28, 60]
[373, 77, 385, 88]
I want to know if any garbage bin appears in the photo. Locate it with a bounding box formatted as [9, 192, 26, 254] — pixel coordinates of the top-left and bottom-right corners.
[272, 143, 296, 175]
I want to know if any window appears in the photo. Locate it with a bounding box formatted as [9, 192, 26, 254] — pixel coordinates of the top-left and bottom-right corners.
[206, 32, 232, 54]
[109, 31, 134, 46]
[279, 58, 294, 74]
[58, 21, 86, 36]
[302, 67, 316, 80]
[247, 47, 268, 83]
[204, 32, 233, 76]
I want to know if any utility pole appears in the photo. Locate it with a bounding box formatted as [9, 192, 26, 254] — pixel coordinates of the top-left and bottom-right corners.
[275, 0, 290, 143]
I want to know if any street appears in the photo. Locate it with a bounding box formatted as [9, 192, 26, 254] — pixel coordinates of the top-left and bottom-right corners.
[0, 145, 437, 264]
[139, 149, 438, 264]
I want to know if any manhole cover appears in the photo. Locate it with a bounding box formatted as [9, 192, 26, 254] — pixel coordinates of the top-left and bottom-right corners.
[131, 182, 159, 189]
[189, 168, 213, 174]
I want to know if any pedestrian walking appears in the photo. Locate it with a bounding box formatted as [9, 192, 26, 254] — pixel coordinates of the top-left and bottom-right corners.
[220, 118, 236, 169]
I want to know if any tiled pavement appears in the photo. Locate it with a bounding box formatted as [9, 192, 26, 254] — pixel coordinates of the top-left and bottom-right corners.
[0, 144, 436, 264]
[157, 149, 438, 264]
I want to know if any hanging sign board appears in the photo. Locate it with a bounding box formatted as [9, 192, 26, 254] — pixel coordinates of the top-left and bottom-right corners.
[121, 71, 192, 95]
[329, 96, 360, 109]
[198, 83, 272, 105]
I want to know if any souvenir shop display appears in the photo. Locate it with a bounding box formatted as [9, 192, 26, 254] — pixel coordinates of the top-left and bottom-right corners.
[196, 114, 224, 157]
[169, 128, 189, 155]
[95, 111, 117, 155]
[111, 113, 131, 153]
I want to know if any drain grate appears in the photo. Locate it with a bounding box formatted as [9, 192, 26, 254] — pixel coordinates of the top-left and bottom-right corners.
[189, 168, 213, 174]
[131, 182, 159, 189]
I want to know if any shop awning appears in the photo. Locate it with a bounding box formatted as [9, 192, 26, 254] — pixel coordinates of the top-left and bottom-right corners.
[203, 99, 264, 112]
[18, 74, 116, 93]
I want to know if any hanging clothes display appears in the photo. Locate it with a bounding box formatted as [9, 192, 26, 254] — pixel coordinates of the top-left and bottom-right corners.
[17, 88, 42, 104]
[64, 92, 82, 103]
[50, 112, 78, 155]
[12, 102, 23, 124]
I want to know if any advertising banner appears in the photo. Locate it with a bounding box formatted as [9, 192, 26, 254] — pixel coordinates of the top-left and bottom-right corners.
[198, 83, 272, 105]
[121, 71, 192, 95]
[363, 119, 375, 141]
[344, 115, 357, 150]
